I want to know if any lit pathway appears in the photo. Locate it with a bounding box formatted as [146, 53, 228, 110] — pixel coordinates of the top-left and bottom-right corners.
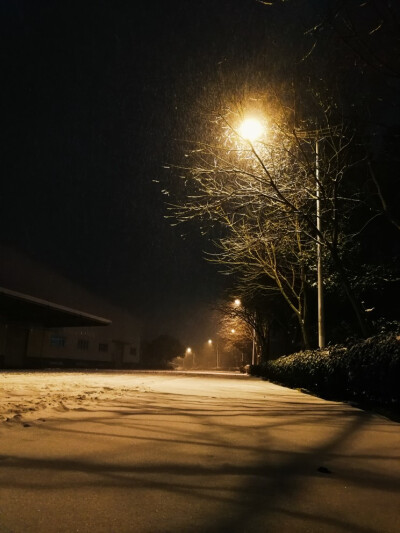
[0, 371, 399, 532]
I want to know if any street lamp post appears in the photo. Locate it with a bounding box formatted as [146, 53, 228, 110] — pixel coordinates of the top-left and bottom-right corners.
[186, 347, 194, 368]
[251, 327, 255, 365]
[239, 116, 326, 349]
[315, 138, 325, 349]
[233, 297, 256, 366]
[290, 129, 326, 349]
[208, 339, 219, 369]
[297, 132, 326, 349]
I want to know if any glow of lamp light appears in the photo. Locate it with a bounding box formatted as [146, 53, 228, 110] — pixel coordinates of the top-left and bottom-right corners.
[239, 118, 264, 142]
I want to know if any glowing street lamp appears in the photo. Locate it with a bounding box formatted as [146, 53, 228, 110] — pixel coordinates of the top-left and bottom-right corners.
[186, 347, 195, 368]
[233, 298, 241, 307]
[207, 338, 219, 369]
[239, 117, 264, 142]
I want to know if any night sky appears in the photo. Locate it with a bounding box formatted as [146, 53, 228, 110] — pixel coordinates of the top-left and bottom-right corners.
[1, 0, 284, 344]
[5, 1, 390, 347]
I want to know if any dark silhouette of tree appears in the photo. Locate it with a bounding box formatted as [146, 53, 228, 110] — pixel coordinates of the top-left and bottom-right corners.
[142, 334, 184, 369]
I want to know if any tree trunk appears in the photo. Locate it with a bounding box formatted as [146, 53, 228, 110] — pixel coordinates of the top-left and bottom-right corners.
[300, 319, 311, 350]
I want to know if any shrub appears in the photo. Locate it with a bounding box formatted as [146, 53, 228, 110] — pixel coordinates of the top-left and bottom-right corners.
[251, 333, 400, 408]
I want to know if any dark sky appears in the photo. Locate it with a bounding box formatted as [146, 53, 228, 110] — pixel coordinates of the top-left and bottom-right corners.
[0, 0, 278, 345]
[2, 1, 397, 347]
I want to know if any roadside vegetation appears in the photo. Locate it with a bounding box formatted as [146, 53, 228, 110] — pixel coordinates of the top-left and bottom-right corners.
[250, 330, 400, 414]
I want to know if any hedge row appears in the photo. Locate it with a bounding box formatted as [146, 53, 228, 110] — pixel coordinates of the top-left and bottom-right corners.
[251, 332, 400, 407]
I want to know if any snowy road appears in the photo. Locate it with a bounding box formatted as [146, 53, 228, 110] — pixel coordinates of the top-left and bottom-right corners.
[0, 371, 399, 532]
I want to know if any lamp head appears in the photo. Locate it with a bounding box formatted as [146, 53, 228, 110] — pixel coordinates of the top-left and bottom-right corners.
[239, 118, 264, 142]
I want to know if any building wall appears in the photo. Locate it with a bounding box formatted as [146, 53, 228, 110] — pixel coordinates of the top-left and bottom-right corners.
[22, 324, 141, 368]
[3, 325, 29, 368]
[0, 324, 7, 366]
[0, 318, 141, 369]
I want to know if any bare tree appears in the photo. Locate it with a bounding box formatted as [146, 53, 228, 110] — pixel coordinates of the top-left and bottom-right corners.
[211, 209, 311, 348]
[273, 0, 400, 238]
[217, 306, 253, 365]
[168, 90, 370, 341]
[300, 0, 400, 79]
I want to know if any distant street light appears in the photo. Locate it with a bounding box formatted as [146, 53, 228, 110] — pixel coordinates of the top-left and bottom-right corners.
[232, 296, 256, 366]
[186, 347, 195, 368]
[207, 338, 219, 369]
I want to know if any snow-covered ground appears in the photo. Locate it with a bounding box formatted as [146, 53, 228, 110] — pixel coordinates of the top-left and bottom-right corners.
[0, 371, 399, 533]
[0, 370, 250, 426]
[0, 370, 146, 425]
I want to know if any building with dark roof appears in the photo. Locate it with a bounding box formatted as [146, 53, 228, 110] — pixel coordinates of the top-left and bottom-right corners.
[0, 246, 141, 369]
